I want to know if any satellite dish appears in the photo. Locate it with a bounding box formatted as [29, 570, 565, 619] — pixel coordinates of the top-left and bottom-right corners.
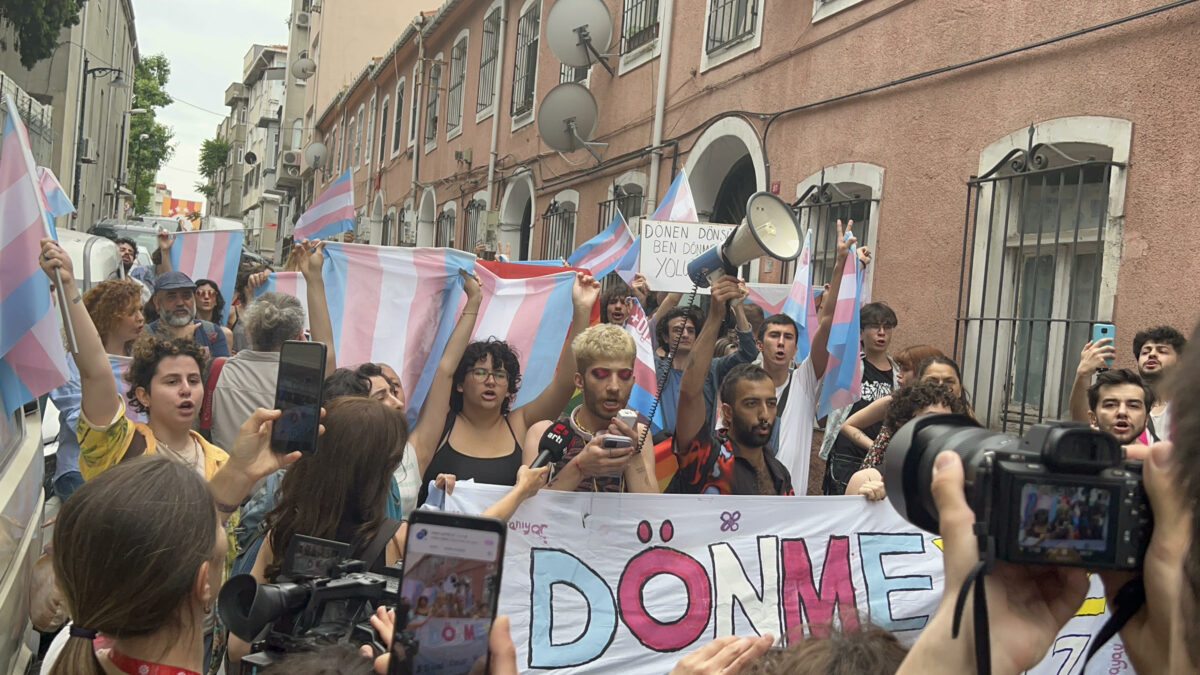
[292, 57, 317, 80]
[537, 83, 600, 158]
[304, 142, 328, 167]
[244, 151, 258, 166]
[546, 0, 613, 70]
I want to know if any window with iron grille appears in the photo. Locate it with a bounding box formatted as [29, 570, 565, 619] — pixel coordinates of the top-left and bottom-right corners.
[344, 119, 355, 171]
[364, 98, 374, 166]
[391, 80, 405, 154]
[477, 8, 501, 114]
[425, 59, 442, 144]
[541, 201, 576, 260]
[436, 209, 456, 248]
[560, 63, 589, 84]
[956, 139, 1123, 433]
[706, 0, 758, 54]
[597, 185, 644, 233]
[621, 0, 660, 53]
[382, 208, 396, 246]
[354, 105, 364, 166]
[789, 182, 874, 287]
[511, 2, 540, 118]
[399, 207, 416, 246]
[446, 39, 467, 133]
[378, 98, 389, 164]
[463, 199, 486, 251]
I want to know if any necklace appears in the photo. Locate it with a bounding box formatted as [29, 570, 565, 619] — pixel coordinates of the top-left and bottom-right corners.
[158, 435, 201, 472]
[569, 406, 599, 438]
[108, 648, 201, 675]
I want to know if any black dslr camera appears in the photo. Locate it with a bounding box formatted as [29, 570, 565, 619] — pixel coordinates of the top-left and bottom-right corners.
[218, 535, 404, 673]
[884, 414, 1152, 570]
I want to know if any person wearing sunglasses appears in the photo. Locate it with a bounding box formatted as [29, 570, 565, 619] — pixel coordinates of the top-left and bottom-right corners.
[525, 323, 658, 493]
[193, 279, 235, 350]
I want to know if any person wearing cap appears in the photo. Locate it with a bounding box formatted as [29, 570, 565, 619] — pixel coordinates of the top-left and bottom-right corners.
[147, 270, 231, 358]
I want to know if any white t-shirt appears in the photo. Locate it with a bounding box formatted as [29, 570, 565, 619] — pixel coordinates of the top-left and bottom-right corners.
[1150, 403, 1172, 442]
[775, 358, 820, 495]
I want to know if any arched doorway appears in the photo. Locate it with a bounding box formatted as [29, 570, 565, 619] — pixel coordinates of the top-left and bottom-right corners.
[369, 193, 385, 245]
[418, 188, 437, 247]
[499, 173, 535, 260]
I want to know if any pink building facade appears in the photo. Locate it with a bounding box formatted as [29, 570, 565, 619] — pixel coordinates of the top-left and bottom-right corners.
[303, 0, 1200, 430]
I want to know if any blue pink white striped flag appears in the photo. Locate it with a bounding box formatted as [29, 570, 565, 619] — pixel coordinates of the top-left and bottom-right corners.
[320, 244, 577, 418]
[614, 235, 640, 284]
[37, 166, 74, 222]
[294, 169, 354, 240]
[0, 96, 71, 414]
[108, 355, 146, 423]
[622, 297, 664, 433]
[567, 211, 634, 279]
[169, 229, 244, 324]
[651, 169, 699, 222]
[254, 271, 310, 332]
[781, 230, 817, 364]
[471, 263, 577, 408]
[816, 235, 863, 419]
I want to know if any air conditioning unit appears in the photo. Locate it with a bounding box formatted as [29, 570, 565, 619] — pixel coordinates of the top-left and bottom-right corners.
[285, 165, 301, 177]
[281, 150, 302, 166]
[78, 137, 96, 164]
[295, 11, 311, 28]
[454, 148, 473, 163]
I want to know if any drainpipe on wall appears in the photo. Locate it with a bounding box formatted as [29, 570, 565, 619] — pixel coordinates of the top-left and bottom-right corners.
[645, 0, 675, 216]
[411, 16, 427, 225]
[486, 0, 509, 210]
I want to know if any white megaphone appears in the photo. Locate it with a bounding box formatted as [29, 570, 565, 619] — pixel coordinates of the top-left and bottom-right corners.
[686, 192, 803, 287]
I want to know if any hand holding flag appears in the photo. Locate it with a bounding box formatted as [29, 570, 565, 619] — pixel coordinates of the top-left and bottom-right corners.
[815, 220, 863, 419]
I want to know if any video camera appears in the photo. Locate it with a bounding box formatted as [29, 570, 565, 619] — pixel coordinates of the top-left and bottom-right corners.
[884, 414, 1153, 570]
[218, 534, 403, 673]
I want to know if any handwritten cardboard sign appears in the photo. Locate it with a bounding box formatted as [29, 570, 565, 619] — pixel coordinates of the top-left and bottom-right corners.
[638, 220, 735, 293]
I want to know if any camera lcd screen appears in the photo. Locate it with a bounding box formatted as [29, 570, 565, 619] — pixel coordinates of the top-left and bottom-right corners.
[396, 522, 503, 675]
[1015, 482, 1118, 565]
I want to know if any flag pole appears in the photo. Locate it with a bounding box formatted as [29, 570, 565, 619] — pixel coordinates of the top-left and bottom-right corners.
[4, 94, 77, 352]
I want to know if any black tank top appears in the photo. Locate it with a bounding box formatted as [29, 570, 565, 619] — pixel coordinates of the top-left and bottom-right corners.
[418, 414, 523, 505]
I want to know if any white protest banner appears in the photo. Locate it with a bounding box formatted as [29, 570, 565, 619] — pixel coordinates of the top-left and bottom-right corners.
[444, 485, 1127, 674]
[639, 219, 734, 293]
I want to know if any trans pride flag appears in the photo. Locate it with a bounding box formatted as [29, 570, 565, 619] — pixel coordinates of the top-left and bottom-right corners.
[622, 297, 663, 433]
[816, 236, 863, 419]
[294, 169, 354, 240]
[567, 211, 634, 279]
[0, 95, 70, 413]
[780, 230, 818, 364]
[319, 244, 578, 420]
[37, 166, 74, 237]
[169, 229, 244, 324]
[651, 169, 699, 222]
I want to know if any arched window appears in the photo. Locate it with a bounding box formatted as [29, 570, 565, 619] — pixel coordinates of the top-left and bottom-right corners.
[542, 189, 578, 260]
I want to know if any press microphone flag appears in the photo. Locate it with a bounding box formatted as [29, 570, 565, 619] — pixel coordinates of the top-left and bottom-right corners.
[531, 422, 573, 469]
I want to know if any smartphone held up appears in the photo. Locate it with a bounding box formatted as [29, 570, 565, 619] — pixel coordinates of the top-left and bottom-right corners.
[271, 340, 327, 455]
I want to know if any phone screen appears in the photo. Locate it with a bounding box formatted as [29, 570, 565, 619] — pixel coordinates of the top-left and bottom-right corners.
[270, 340, 326, 454]
[393, 514, 506, 675]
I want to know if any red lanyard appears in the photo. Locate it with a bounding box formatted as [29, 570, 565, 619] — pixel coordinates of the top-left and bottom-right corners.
[108, 649, 201, 675]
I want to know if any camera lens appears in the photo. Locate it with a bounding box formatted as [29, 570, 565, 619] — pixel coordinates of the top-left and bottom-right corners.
[883, 413, 1019, 534]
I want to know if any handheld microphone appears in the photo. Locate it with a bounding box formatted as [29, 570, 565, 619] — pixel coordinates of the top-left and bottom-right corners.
[530, 422, 572, 469]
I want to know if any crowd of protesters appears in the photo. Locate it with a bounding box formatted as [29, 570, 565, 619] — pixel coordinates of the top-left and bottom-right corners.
[27, 226, 1197, 675]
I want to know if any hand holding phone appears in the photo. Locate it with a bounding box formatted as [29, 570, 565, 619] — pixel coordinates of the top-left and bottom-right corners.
[1090, 323, 1116, 369]
[390, 512, 506, 675]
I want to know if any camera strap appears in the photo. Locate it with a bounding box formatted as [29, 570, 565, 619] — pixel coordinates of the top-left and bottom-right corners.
[1084, 576, 1145, 664]
[951, 558, 993, 675]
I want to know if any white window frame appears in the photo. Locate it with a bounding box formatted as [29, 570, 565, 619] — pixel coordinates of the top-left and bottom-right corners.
[377, 95, 390, 165]
[961, 117, 1131, 430]
[476, 1, 503, 124]
[437, 200, 458, 248]
[618, 0, 664, 76]
[424, 51, 444, 154]
[792, 162, 883, 290]
[700, 0, 764, 73]
[364, 95, 375, 168]
[812, 0, 869, 23]
[391, 78, 406, 158]
[446, 30, 469, 140]
[510, 0, 540, 132]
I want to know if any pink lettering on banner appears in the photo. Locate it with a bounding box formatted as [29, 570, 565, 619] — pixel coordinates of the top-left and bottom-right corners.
[781, 536, 860, 639]
[618, 547, 712, 651]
